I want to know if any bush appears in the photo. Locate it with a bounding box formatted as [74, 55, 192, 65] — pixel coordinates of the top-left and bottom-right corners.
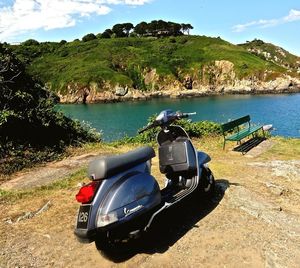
[22, 39, 39, 46]
[0, 45, 101, 174]
[116, 114, 221, 145]
[82, 33, 97, 42]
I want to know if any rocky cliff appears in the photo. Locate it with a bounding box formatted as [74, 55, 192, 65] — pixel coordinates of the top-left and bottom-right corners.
[58, 60, 300, 103]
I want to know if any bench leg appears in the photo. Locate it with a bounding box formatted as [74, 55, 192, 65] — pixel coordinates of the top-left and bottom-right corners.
[223, 139, 226, 150]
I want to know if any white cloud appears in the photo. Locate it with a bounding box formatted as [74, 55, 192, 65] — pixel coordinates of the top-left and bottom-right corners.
[0, 0, 151, 41]
[232, 9, 300, 32]
[284, 9, 300, 22]
[99, 0, 151, 5]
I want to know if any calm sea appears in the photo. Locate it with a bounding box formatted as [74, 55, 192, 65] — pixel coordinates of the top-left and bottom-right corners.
[59, 93, 300, 141]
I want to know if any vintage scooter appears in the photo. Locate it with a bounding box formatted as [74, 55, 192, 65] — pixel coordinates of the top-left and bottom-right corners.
[74, 110, 215, 249]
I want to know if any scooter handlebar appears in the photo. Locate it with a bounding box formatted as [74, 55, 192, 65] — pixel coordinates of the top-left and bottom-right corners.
[176, 112, 196, 119]
[138, 121, 158, 134]
[138, 111, 196, 134]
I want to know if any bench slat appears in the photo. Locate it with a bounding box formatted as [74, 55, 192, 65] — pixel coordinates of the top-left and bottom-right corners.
[226, 125, 262, 141]
[221, 115, 250, 132]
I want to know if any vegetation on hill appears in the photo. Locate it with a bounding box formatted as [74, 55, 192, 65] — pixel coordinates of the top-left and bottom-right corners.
[97, 20, 193, 38]
[8, 35, 293, 96]
[239, 39, 300, 72]
[0, 44, 101, 174]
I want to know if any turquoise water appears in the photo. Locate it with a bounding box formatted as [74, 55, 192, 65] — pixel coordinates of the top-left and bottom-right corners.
[59, 93, 300, 141]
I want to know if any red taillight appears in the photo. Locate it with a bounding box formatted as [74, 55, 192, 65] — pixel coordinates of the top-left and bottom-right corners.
[75, 181, 100, 203]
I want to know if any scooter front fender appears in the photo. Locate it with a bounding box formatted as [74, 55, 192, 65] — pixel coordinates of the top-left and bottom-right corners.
[197, 151, 211, 166]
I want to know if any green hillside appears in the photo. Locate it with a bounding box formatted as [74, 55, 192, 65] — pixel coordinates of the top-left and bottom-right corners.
[9, 35, 299, 95]
[239, 39, 300, 71]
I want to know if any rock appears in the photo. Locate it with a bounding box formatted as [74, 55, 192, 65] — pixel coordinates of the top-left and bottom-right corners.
[226, 185, 300, 236]
[56, 67, 300, 103]
[12, 201, 52, 223]
[35, 200, 52, 216]
[248, 160, 300, 181]
[182, 75, 193, 89]
[4, 218, 13, 224]
[214, 60, 236, 85]
[265, 182, 285, 196]
[115, 85, 128, 96]
[16, 211, 34, 222]
[144, 68, 160, 89]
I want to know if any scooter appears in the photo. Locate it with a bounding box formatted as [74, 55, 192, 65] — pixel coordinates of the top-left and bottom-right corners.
[74, 110, 215, 249]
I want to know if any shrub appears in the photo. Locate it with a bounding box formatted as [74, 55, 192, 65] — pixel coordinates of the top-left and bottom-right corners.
[22, 39, 40, 46]
[116, 114, 221, 145]
[0, 45, 101, 174]
[82, 33, 97, 42]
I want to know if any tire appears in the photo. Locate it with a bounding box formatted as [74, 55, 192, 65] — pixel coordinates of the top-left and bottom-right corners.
[95, 236, 112, 251]
[199, 167, 215, 199]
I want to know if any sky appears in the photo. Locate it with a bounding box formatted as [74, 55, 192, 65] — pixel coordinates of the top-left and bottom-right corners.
[0, 0, 300, 56]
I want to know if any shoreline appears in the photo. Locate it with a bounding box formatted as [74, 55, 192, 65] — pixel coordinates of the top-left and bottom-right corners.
[58, 87, 300, 104]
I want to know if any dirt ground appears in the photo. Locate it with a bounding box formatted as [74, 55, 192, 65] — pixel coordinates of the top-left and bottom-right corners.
[0, 138, 299, 268]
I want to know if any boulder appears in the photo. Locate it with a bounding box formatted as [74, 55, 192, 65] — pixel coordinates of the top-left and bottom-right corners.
[115, 85, 128, 96]
[183, 75, 193, 89]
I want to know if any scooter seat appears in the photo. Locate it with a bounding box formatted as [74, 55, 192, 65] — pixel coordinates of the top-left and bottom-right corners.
[88, 146, 155, 180]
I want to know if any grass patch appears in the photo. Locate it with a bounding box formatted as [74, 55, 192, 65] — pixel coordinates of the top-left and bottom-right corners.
[260, 137, 300, 160]
[0, 169, 87, 204]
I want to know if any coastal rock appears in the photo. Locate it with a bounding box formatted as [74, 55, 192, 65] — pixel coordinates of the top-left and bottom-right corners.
[115, 85, 128, 96]
[144, 68, 160, 90]
[214, 60, 236, 85]
[57, 70, 300, 104]
[182, 75, 193, 89]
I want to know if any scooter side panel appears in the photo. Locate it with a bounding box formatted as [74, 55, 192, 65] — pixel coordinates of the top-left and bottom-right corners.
[75, 162, 161, 242]
[100, 172, 161, 216]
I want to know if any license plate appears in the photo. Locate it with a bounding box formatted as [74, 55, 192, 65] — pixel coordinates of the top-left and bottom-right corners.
[76, 205, 91, 229]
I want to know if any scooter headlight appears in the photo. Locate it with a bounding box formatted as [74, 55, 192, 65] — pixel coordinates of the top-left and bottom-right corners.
[96, 212, 118, 227]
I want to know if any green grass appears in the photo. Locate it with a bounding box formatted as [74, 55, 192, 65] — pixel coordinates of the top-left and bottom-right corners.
[10, 35, 296, 95]
[260, 137, 300, 160]
[239, 39, 300, 76]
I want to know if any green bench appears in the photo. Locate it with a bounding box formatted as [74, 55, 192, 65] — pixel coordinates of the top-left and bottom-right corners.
[221, 115, 264, 150]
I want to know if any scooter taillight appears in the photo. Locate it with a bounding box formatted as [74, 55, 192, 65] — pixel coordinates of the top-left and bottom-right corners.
[75, 181, 100, 204]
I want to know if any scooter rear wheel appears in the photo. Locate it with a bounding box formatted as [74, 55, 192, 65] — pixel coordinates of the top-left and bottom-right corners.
[199, 167, 215, 199]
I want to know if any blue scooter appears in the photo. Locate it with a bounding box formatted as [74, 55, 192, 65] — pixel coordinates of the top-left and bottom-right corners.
[74, 110, 215, 249]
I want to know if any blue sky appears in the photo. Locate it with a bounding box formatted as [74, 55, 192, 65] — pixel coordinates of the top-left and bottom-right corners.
[0, 0, 299, 55]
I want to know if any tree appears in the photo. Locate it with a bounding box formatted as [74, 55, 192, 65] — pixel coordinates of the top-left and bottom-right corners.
[22, 39, 39, 46]
[123, 23, 134, 37]
[184, 23, 194, 35]
[100, 29, 113, 39]
[148, 20, 159, 32]
[167, 22, 182, 36]
[134, 21, 148, 36]
[82, 33, 97, 42]
[112, 23, 134, 37]
[112, 24, 126, 37]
